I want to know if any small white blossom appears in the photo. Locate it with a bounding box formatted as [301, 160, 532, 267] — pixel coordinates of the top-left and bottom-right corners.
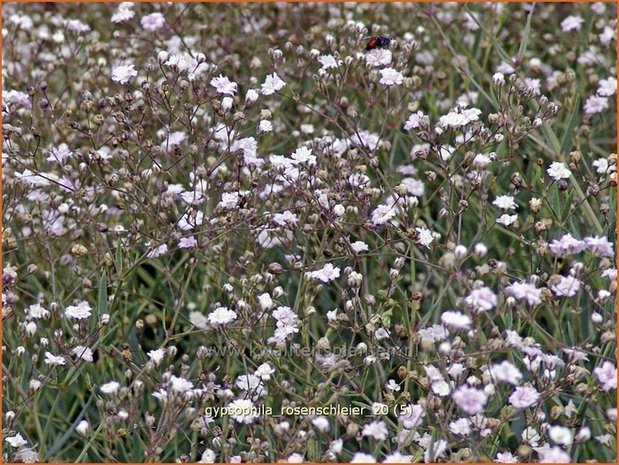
[207, 307, 238, 326]
[111, 64, 137, 84]
[379, 68, 404, 86]
[261, 73, 286, 95]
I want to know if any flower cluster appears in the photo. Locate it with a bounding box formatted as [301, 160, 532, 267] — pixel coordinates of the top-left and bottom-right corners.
[2, 2, 616, 463]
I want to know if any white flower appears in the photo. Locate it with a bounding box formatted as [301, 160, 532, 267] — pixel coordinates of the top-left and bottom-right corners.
[221, 96, 233, 111]
[372, 204, 397, 226]
[362, 420, 389, 440]
[256, 293, 274, 312]
[599, 25, 615, 46]
[439, 107, 482, 128]
[71, 346, 94, 362]
[450, 418, 471, 436]
[179, 236, 197, 249]
[366, 49, 392, 67]
[350, 240, 369, 253]
[329, 438, 343, 455]
[333, 204, 346, 217]
[506, 282, 542, 306]
[549, 425, 573, 446]
[258, 120, 273, 133]
[207, 306, 237, 326]
[493, 195, 517, 210]
[524, 78, 541, 95]
[307, 263, 341, 283]
[147, 243, 168, 258]
[66, 19, 90, 33]
[5, 433, 27, 448]
[65, 301, 92, 320]
[561, 15, 585, 32]
[318, 54, 341, 70]
[351, 453, 376, 463]
[76, 420, 90, 436]
[386, 379, 401, 391]
[228, 398, 259, 424]
[261, 73, 286, 95]
[245, 89, 259, 104]
[597, 77, 617, 96]
[424, 439, 447, 462]
[111, 64, 137, 84]
[200, 449, 216, 463]
[27, 303, 50, 320]
[189, 311, 208, 329]
[210, 75, 238, 95]
[401, 178, 424, 196]
[596, 433, 614, 446]
[170, 375, 194, 393]
[236, 374, 267, 397]
[379, 68, 403, 86]
[100, 381, 120, 395]
[593, 158, 612, 174]
[489, 360, 522, 385]
[255, 363, 275, 380]
[415, 227, 434, 248]
[147, 348, 165, 366]
[374, 327, 390, 341]
[403, 111, 426, 131]
[496, 214, 518, 226]
[112, 3, 134, 23]
[547, 162, 572, 180]
[47, 143, 74, 164]
[441, 310, 472, 330]
[291, 146, 316, 165]
[161, 131, 187, 151]
[492, 72, 505, 86]
[311, 416, 330, 433]
[538, 446, 571, 463]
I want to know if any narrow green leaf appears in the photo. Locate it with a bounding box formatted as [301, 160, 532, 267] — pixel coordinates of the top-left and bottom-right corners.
[517, 4, 535, 60]
[560, 95, 581, 154]
[45, 394, 95, 460]
[91, 274, 107, 332]
[548, 184, 561, 218]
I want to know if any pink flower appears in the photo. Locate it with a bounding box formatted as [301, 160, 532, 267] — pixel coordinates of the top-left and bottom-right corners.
[551, 276, 581, 297]
[141, 12, 165, 31]
[584, 95, 609, 115]
[505, 282, 542, 306]
[548, 233, 587, 255]
[452, 386, 488, 415]
[465, 286, 497, 313]
[509, 385, 540, 409]
[585, 236, 614, 257]
[594, 361, 617, 391]
[561, 15, 584, 32]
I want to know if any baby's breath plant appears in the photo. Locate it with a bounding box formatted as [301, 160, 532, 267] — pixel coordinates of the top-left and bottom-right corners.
[2, 2, 617, 463]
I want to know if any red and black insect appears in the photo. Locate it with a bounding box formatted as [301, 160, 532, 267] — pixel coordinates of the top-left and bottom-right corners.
[365, 36, 394, 51]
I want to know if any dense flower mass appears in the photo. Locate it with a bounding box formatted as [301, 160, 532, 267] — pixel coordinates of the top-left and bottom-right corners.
[1, 2, 616, 463]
